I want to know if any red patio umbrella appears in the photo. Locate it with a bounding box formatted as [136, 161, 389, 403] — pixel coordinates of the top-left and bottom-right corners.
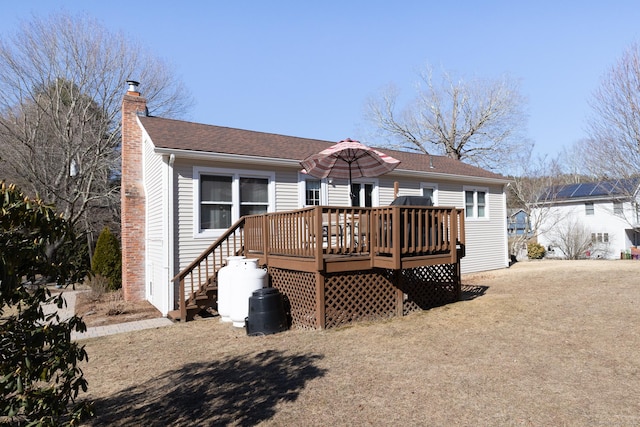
[300, 138, 400, 205]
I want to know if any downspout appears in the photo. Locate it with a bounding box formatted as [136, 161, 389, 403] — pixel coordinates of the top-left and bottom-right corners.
[503, 183, 510, 267]
[167, 153, 176, 313]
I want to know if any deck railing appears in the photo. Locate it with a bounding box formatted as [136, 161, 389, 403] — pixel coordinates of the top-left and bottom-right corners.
[244, 206, 373, 256]
[370, 206, 464, 269]
[173, 217, 245, 321]
[172, 205, 465, 320]
[244, 205, 464, 262]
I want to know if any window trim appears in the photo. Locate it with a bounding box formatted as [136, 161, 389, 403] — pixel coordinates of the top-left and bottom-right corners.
[194, 166, 275, 238]
[420, 182, 439, 205]
[298, 174, 328, 207]
[585, 202, 595, 216]
[463, 186, 489, 220]
[350, 178, 380, 207]
[613, 201, 623, 216]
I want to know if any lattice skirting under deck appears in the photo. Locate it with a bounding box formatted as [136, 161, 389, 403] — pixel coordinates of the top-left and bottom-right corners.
[398, 263, 459, 315]
[268, 267, 319, 330]
[324, 270, 397, 329]
[269, 263, 460, 330]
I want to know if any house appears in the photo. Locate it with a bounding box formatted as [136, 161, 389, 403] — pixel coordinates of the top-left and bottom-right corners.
[121, 82, 511, 319]
[532, 179, 640, 259]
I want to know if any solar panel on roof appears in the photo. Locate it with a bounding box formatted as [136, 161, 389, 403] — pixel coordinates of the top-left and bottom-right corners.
[541, 177, 640, 202]
[570, 183, 598, 198]
[554, 185, 576, 199]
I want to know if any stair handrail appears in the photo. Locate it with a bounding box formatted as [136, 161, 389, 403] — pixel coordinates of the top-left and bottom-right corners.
[172, 217, 246, 321]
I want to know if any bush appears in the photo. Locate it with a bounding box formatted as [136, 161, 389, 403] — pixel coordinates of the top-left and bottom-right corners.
[91, 226, 122, 291]
[85, 273, 110, 301]
[527, 242, 546, 259]
[0, 182, 92, 425]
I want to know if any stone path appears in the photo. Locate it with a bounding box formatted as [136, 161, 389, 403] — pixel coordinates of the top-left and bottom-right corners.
[43, 290, 173, 341]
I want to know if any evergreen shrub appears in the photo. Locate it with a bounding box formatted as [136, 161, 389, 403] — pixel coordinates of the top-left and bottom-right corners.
[91, 226, 122, 290]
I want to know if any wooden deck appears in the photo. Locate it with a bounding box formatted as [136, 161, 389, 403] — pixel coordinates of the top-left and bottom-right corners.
[171, 205, 465, 327]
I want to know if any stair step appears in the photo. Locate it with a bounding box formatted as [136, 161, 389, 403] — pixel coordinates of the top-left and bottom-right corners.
[167, 310, 181, 321]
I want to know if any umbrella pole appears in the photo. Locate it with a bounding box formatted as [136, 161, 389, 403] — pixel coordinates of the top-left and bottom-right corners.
[348, 163, 353, 206]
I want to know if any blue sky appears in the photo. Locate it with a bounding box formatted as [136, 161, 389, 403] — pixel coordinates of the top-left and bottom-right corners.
[2, 1, 640, 159]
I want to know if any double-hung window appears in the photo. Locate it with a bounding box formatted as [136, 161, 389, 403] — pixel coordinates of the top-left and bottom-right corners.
[299, 176, 327, 207]
[240, 177, 269, 216]
[585, 202, 594, 216]
[200, 175, 232, 229]
[613, 202, 623, 216]
[464, 187, 488, 219]
[195, 167, 274, 236]
[305, 179, 321, 206]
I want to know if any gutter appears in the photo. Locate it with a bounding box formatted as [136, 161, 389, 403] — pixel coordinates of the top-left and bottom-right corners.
[153, 147, 511, 185]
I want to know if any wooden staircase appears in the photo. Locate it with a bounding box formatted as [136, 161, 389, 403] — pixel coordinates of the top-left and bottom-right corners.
[168, 218, 246, 321]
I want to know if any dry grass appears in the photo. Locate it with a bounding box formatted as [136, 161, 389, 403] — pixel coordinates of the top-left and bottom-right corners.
[79, 260, 640, 426]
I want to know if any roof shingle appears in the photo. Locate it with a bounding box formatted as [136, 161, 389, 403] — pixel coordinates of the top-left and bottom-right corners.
[138, 116, 506, 181]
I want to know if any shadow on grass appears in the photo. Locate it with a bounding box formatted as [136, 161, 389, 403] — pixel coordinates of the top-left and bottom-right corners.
[460, 284, 489, 301]
[85, 349, 326, 426]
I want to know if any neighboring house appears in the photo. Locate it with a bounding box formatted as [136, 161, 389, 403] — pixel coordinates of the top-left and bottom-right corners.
[507, 209, 532, 237]
[121, 82, 511, 316]
[532, 179, 640, 259]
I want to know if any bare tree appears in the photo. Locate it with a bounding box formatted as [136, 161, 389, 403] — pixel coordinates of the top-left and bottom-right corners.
[586, 42, 640, 179]
[549, 218, 596, 260]
[508, 145, 566, 257]
[365, 66, 528, 171]
[0, 12, 193, 251]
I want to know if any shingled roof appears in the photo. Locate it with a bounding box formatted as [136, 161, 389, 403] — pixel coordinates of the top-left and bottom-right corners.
[138, 116, 507, 181]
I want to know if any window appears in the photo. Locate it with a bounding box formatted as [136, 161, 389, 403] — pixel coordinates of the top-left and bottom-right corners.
[200, 175, 232, 229]
[585, 202, 594, 215]
[299, 176, 327, 207]
[464, 187, 488, 219]
[240, 178, 269, 216]
[614, 202, 623, 215]
[421, 183, 438, 205]
[305, 179, 321, 206]
[195, 167, 274, 236]
[592, 232, 609, 244]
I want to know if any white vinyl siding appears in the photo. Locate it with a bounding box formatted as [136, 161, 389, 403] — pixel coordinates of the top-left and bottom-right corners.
[459, 185, 508, 273]
[171, 160, 508, 276]
[275, 170, 300, 211]
[143, 138, 170, 314]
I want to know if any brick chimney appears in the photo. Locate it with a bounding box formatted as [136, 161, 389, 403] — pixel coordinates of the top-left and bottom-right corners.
[121, 81, 147, 301]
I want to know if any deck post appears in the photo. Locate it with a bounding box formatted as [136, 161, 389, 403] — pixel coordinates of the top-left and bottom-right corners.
[452, 209, 463, 300]
[315, 271, 326, 329]
[394, 270, 404, 317]
[177, 277, 186, 322]
[450, 209, 458, 264]
[262, 214, 270, 265]
[392, 207, 401, 269]
[315, 206, 324, 271]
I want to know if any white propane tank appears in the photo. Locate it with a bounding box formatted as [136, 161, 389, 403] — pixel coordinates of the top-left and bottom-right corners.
[230, 258, 268, 327]
[217, 256, 246, 322]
